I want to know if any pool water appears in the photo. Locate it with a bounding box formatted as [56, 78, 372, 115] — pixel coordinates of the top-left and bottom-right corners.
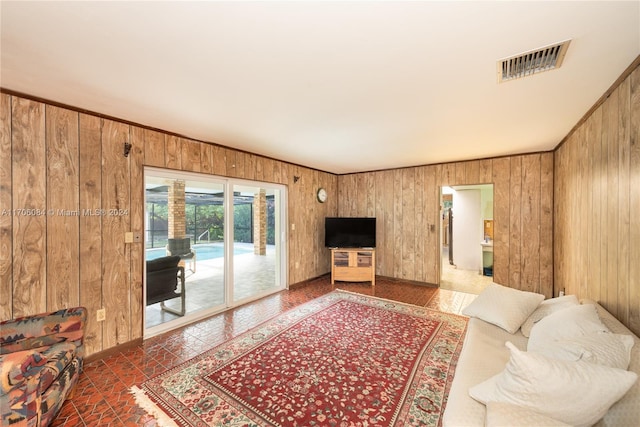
[146, 244, 252, 261]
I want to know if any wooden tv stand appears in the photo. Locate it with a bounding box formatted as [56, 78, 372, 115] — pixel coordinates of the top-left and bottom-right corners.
[330, 248, 375, 286]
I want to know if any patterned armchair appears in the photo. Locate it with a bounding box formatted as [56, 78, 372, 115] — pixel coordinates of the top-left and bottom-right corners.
[0, 307, 86, 427]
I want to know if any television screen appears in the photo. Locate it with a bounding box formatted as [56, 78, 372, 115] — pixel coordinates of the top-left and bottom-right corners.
[325, 217, 376, 248]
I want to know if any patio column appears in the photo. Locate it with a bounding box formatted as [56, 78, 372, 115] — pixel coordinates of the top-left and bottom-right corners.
[168, 180, 186, 239]
[253, 189, 266, 255]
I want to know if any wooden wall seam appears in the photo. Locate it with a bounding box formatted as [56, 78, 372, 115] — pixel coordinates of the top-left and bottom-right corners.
[0, 94, 13, 319]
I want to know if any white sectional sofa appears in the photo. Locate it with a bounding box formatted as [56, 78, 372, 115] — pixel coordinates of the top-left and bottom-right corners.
[443, 283, 640, 427]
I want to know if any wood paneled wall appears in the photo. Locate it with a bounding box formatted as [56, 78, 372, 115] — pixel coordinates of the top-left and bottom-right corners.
[555, 63, 640, 336]
[0, 93, 337, 356]
[337, 153, 554, 297]
[3, 59, 636, 353]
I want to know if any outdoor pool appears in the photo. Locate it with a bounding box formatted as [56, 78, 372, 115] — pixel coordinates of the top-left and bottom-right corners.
[145, 243, 253, 261]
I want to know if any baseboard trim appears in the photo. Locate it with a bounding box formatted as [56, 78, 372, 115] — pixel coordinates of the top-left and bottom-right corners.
[84, 338, 143, 364]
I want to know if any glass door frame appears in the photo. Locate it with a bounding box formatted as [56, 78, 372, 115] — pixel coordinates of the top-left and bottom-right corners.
[143, 167, 288, 338]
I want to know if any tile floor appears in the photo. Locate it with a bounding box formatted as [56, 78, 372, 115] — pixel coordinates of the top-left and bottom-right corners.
[146, 243, 278, 329]
[52, 275, 479, 427]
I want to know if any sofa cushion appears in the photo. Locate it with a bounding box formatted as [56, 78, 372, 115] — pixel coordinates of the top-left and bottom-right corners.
[486, 401, 571, 427]
[38, 343, 77, 392]
[528, 303, 610, 351]
[469, 341, 638, 427]
[462, 283, 544, 334]
[0, 350, 47, 395]
[531, 331, 634, 370]
[520, 294, 579, 337]
[441, 317, 529, 426]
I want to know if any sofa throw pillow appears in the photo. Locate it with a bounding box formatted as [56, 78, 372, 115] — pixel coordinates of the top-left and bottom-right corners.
[527, 303, 610, 351]
[520, 295, 579, 337]
[461, 283, 544, 334]
[485, 401, 571, 427]
[469, 341, 637, 427]
[469, 341, 638, 426]
[530, 331, 635, 370]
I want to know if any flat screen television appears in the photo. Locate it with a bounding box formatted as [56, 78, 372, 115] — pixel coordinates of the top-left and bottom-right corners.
[325, 217, 376, 248]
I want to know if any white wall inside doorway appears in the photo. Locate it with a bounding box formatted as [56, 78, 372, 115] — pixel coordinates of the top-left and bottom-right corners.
[452, 189, 483, 271]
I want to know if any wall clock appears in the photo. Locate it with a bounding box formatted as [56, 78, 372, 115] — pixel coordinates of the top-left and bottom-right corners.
[317, 187, 327, 203]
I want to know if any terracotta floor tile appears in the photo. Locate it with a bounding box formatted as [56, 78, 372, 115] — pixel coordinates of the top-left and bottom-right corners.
[52, 275, 472, 425]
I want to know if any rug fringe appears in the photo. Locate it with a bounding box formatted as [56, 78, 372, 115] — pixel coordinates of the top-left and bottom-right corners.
[131, 386, 179, 427]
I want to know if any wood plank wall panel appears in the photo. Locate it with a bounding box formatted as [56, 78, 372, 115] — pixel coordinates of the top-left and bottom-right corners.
[555, 61, 640, 336]
[143, 129, 165, 167]
[225, 149, 237, 178]
[130, 127, 146, 340]
[455, 162, 466, 184]
[424, 165, 440, 283]
[371, 170, 383, 277]
[577, 126, 590, 299]
[464, 160, 480, 185]
[288, 165, 302, 283]
[392, 169, 403, 278]
[12, 97, 47, 316]
[254, 155, 264, 182]
[315, 170, 338, 274]
[235, 152, 246, 179]
[182, 138, 201, 173]
[586, 109, 603, 301]
[165, 136, 182, 169]
[101, 120, 131, 347]
[479, 159, 492, 184]
[212, 145, 227, 176]
[441, 163, 455, 186]
[520, 155, 540, 293]
[508, 156, 523, 288]
[79, 113, 103, 355]
[617, 78, 631, 327]
[414, 167, 425, 282]
[0, 94, 12, 319]
[492, 158, 510, 286]
[539, 153, 554, 293]
[201, 143, 213, 175]
[46, 105, 80, 310]
[400, 168, 415, 280]
[629, 66, 640, 335]
[244, 154, 256, 181]
[606, 91, 620, 316]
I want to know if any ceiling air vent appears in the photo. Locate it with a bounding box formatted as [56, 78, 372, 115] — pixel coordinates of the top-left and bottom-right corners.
[497, 40, 571, 83]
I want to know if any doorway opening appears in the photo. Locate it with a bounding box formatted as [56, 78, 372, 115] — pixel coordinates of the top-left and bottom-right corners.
[440, 184, 493, 295]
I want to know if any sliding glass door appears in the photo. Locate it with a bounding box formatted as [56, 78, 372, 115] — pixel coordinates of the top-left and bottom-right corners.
[144, 168, 287, 336]
[231, 184, 283, 304]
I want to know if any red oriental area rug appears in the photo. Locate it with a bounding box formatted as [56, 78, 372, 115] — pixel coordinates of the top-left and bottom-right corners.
[132, 290, 468, 426]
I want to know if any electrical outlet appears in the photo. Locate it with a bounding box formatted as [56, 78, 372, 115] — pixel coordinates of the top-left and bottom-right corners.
[96, 308, 106, 322]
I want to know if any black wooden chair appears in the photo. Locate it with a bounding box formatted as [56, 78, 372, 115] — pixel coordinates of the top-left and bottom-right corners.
[167, 237, 196, 273]
[146, 255, 185, 316]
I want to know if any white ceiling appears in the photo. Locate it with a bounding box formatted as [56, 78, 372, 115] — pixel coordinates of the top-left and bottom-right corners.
[1, 1, 638, 174]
